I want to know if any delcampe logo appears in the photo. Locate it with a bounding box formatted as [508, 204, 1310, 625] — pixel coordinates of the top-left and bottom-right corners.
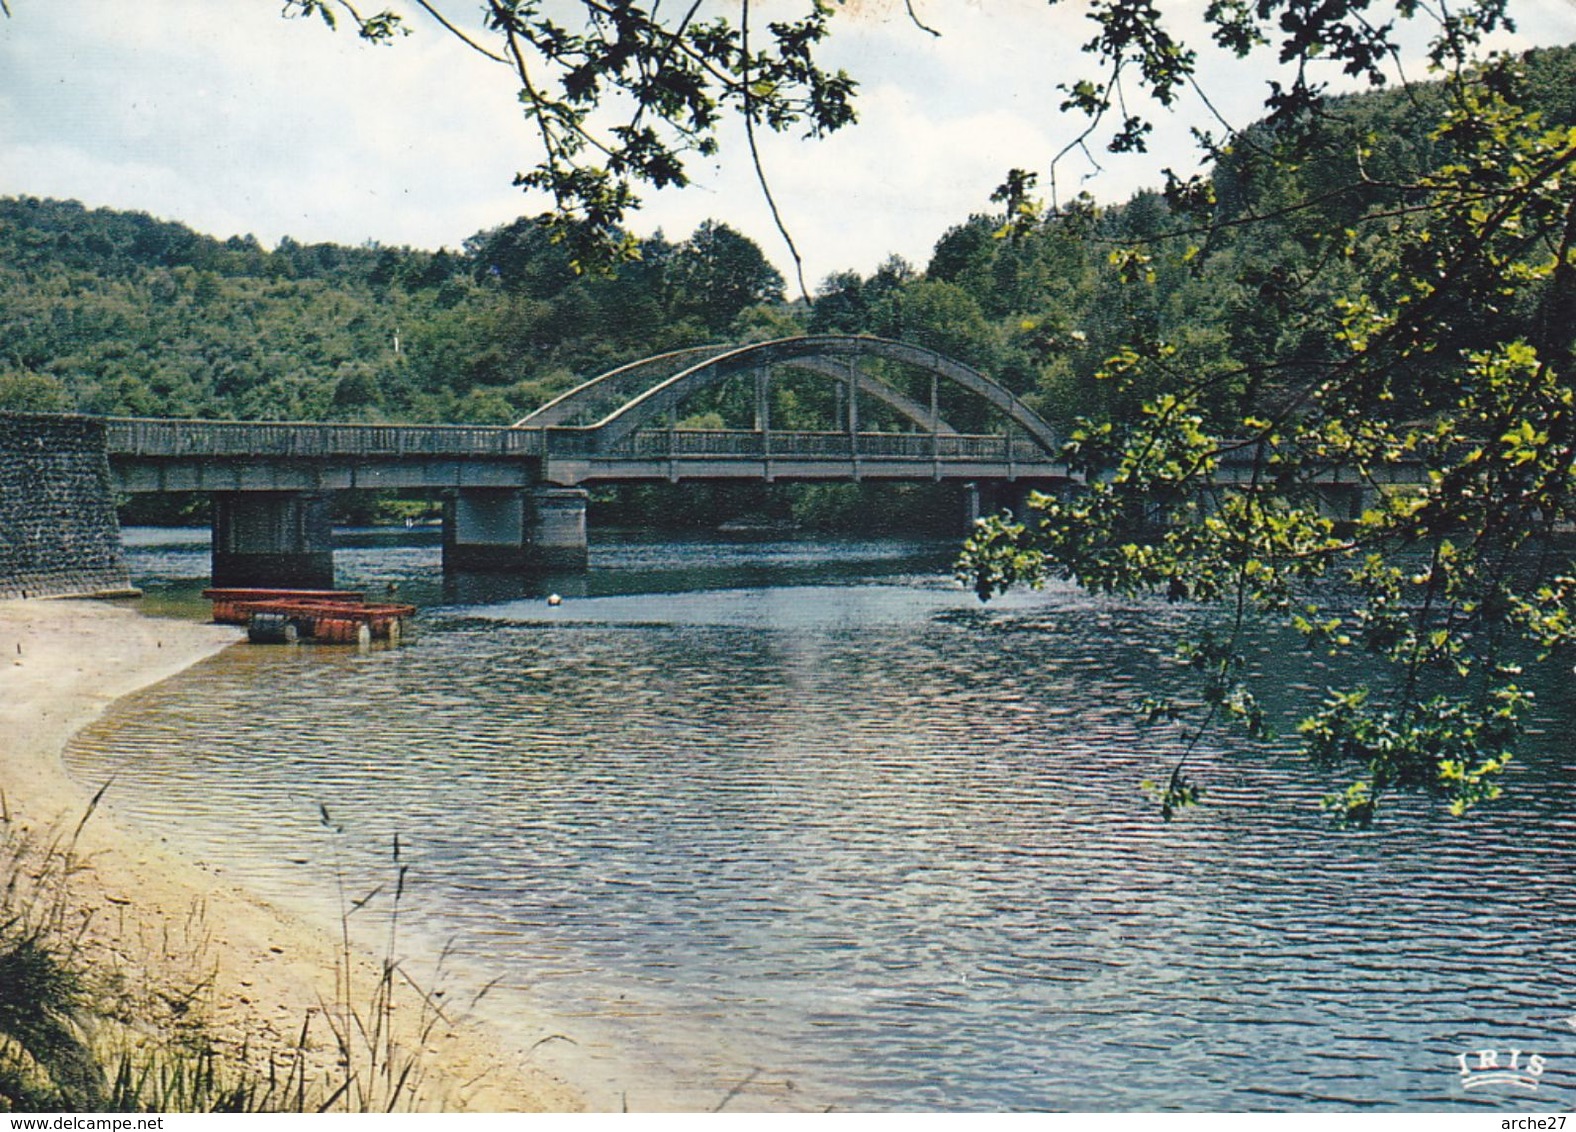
[1457, 1048, 1548, 1092]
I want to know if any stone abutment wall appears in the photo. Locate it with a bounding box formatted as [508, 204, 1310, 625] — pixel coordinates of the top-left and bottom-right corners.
[0, 412, 132, 599]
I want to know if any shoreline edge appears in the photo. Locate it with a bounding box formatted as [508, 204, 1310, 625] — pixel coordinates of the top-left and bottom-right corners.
[0, 597, 586, 1113]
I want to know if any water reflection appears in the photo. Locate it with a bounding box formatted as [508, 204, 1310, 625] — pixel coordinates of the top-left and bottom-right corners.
[119, 525, 959, 611]
[72, 530, 1576, 1111]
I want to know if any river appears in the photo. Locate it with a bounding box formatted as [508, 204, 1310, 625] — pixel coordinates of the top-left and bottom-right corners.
[65, 526, 1576, 1111]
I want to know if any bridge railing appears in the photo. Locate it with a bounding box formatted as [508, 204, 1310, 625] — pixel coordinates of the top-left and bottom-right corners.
[102, 417, 1059, 466]
[106, 417, 542, 458]
[592, 429, 1055, 462]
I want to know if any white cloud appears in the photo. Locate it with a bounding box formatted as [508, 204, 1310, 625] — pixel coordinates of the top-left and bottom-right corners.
[2, 0, 1574, 284]
[0, 0, 539, 249]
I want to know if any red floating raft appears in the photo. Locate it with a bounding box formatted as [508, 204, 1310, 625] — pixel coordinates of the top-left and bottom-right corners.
[203, 588, 414, 645]
[203, 588, 366, 625]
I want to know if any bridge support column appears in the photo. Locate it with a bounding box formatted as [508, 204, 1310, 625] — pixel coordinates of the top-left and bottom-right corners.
[211, 491, 335, 588]
[998, 482, 1036, 519]
[443, 487, 589, 573]
[962, 482, 1043, 533]
[527, 487, 590, 571]
[1316, 483, 1375, 527]
[963, 483, 983, 529]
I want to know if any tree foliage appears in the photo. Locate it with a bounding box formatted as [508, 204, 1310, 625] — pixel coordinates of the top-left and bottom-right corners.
[0, 198, 795, 424]
[957, 6, 1576, 825]
[282, 0, 855, 282]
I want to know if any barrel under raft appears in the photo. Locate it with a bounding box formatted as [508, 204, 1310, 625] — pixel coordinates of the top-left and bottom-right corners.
[245, 611, 300, 644]
[241, 600, 414, 645]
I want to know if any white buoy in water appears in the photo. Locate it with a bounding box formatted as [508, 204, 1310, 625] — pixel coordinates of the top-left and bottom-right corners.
[547, 593, 563, 606]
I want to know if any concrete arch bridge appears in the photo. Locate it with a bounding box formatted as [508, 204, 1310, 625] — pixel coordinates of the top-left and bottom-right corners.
[89, 336, 1073, 588]
[515, 334, 1064, 488]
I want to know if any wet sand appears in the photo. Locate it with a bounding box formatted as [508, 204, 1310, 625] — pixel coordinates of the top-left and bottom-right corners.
[0, 598, 585, 1112]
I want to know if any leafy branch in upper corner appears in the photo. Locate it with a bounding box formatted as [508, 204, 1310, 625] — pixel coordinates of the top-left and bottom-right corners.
[962, 2, 1576, 827]
[282, 0, 856, 279]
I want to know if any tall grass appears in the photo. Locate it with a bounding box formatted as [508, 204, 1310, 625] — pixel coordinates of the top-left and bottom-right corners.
[0, 794, 461, 1113]
[1, 788, 111, 1110]
[315, 807, 456, 1112]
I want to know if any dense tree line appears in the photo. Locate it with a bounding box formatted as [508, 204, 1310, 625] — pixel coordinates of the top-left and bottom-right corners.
[813, 46, 1576, 438]
[0, 199, 786, 425]
[11, 46, 1573, 442]
[7, 43, 1576, 553]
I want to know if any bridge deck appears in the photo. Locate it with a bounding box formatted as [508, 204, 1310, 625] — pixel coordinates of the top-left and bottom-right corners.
[105, 418, 541, 458]
[104, 418, 1071, 490]
[103, 416, 1425, 493]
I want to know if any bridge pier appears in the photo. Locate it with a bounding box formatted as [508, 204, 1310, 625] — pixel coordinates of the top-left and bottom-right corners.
[442, 487, 589, 573]
[211, 491, 335, 588]
[964, 483, 983, 528]
[964, 482, 1040, 528]
[1315, 482, 1375, 526]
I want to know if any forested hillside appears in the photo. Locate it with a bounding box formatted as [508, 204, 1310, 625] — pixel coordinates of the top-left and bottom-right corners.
[815, 44, 1576, 438]
[0, 203, 787, 424]
[5, 45, 1573, 441]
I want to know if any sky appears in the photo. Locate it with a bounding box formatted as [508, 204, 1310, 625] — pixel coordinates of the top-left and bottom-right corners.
[3, 0, 1576, 288]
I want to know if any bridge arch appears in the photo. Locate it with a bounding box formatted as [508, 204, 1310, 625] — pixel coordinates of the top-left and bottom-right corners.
[517, 344, 736, 429]
[515, 335, 1058, 454]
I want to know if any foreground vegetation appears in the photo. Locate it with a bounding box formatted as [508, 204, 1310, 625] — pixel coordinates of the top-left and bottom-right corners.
[0, 800, 447, 1113]
[1, 799, 258, 1111]
[958, 14, 1576, 826]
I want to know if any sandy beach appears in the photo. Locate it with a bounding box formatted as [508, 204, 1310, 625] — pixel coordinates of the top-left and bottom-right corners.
[0, 597, 585, 1112]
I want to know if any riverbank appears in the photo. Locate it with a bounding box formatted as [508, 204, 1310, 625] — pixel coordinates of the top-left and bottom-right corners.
[0, 598, 584, 1112]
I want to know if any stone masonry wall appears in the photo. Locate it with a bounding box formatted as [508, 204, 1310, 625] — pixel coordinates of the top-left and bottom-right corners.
[0, 412, 132, 599]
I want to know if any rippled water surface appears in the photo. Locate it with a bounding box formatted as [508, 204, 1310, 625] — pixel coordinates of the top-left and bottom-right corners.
[68, 528, 1576, 1110]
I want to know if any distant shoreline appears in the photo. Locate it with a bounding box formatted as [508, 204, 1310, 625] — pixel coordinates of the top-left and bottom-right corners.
[0, 598, 585, 1112]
